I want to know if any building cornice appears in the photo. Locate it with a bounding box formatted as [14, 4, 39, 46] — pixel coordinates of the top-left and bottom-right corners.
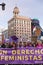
[8, 16, 31, 23]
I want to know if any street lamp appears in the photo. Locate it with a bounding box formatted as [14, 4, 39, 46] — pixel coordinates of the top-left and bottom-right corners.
[0, 2, 6, 10]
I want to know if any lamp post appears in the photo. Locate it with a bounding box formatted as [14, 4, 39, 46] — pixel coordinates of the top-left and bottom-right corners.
[0, 2, 6, 10]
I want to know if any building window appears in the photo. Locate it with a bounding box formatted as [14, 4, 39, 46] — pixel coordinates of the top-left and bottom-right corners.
[17, 30, 18, 31]
[15, 30, 16, 31]
[20, 36, 21, 38]
[11, 27, 13, 29]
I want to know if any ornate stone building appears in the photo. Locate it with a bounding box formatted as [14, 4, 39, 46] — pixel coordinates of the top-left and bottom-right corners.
[8, 6, 32, 42]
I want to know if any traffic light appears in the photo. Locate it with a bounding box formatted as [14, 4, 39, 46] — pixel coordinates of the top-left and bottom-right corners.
[2, 3, 6, 10]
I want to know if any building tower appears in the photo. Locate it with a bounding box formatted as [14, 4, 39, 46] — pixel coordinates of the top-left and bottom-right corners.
[13, 6, 19, 16]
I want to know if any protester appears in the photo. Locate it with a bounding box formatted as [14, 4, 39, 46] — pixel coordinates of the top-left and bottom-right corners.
[12, 43, 16, 48]
[0, 43, 2, 48]
[23, 42, 27, 47]
[27, 42, 29, 47]
[12, 42, 17, 49]
[8, 42, 13, 48]
[36, 40, 43, 48]
[32, 43, 36, 47]
[19, 42, 22, 47]
[28, 42, 32, 47]
[5, 42, 9, 48]
[1, 43, 6, 48]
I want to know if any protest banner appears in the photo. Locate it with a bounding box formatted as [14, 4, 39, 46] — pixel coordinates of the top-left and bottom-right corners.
[0, 47, 43, 64]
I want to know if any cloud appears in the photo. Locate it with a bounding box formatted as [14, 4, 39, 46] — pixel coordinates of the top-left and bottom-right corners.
[0, 25, 7, 33]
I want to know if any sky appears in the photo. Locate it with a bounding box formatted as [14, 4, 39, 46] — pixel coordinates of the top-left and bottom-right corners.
[0, 0, 43, 32]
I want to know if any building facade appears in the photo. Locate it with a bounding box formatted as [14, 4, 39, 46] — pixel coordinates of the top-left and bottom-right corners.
[0, 33, 5, 44]
[8, 6, 32, 42]
[2, 29, 8, 39]
[0, 33, 2, 44]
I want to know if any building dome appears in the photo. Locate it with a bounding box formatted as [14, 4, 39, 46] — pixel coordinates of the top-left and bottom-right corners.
[13, 6, 19, 15]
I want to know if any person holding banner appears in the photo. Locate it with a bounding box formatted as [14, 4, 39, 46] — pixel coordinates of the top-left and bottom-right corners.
[36, 40, 43, 48]
[1, 43, 6, 48]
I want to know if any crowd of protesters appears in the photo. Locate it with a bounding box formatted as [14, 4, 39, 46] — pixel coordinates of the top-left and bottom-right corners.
[0, 40, 43, 65]
[0, 39, 43, 48]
